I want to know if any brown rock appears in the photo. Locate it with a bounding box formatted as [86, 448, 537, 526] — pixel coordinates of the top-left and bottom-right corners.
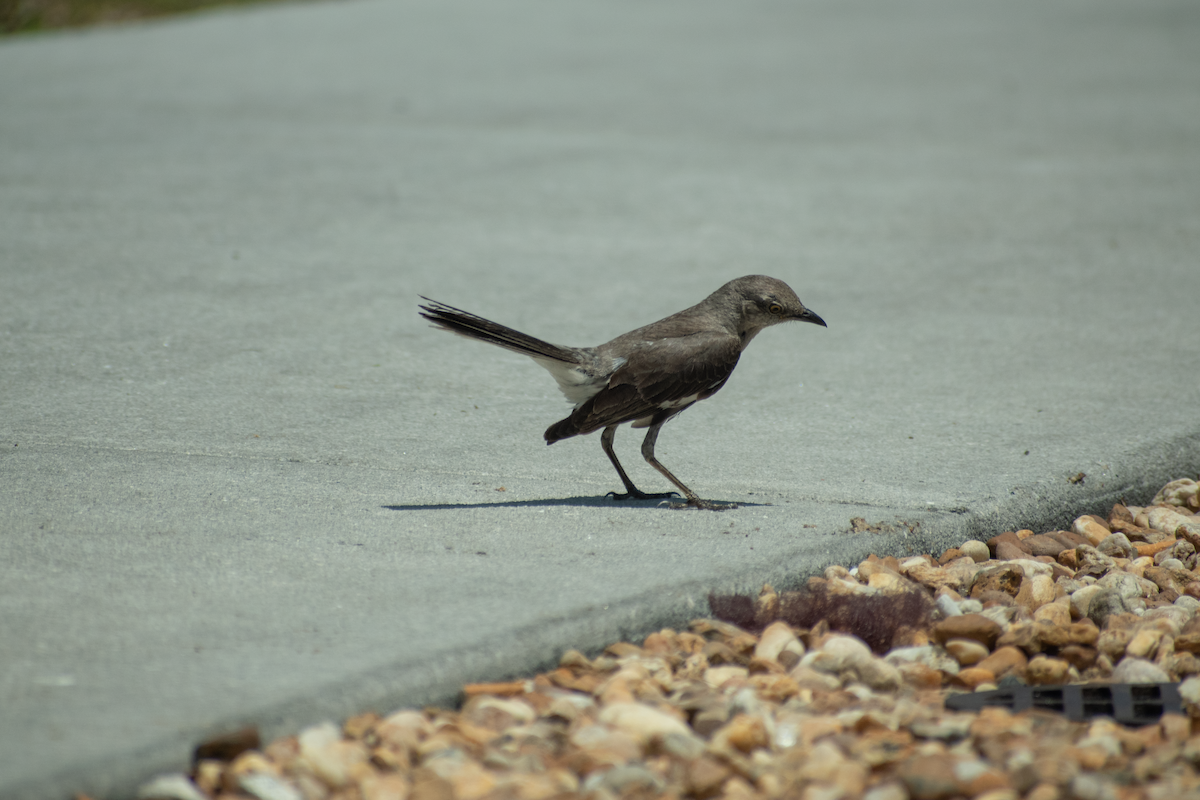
[1015, 574, 1057, 613]
[1174, 632, 1200, 654]
[1097, 628, 1133, 661]
[996, 622, 1043, 655]
[684, 756, 732, 799]
[976, 646, 1028, 680]
[1072, 516, 1112, 547]
[897, 661, 944, 690]
[715, 714, 768, 753]
[944, 638, 990, 666]
[951, 667, 996, 690]
[1111, 504, 1134, 524]
[1143, 566, 1183, 593]
[938, 547, 962, 564]
[995, 541, 1030, 561]
[1025, 656, 1071, 685]
[1033, 619, 1070, 649]
[987, 531, 1032, 557]
[1068, 619, 1100, 645]
[1048, 530, 1089, 549]
[933, 614, 1003, 648]
[1024, 535, 1069, 557]
[971, 565, 1024, 598]
[1058, 549, 1079, 570]
[1059, 645, 1098, 670]
[1033, 602, 1071, 627]
[896, 754, 959, 800]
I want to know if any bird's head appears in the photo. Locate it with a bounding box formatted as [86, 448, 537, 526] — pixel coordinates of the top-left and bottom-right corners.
[728, 275, 827, 336]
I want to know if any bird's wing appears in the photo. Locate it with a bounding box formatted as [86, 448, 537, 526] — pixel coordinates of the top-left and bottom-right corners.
[546, 332, 741, 440]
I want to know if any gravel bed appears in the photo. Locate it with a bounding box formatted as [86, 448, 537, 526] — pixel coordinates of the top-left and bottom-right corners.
[130, 479, 1200, 800]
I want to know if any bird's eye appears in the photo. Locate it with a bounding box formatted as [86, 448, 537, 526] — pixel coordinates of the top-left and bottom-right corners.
[768, 302, 784, 315]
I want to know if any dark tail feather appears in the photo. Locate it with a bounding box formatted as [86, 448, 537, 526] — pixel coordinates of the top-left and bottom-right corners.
[543, 416, 582, 444]
[418, 297, 577, 363]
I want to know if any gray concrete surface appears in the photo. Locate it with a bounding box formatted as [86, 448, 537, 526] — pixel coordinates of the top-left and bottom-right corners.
[2, 0, 1199, 796]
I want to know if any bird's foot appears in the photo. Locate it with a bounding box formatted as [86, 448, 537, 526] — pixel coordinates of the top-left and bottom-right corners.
[667, 498, 739, 511]
[607, 489, 680, 501]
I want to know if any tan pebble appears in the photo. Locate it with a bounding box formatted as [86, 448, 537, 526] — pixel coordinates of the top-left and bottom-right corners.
[642, 630, 676, 654]
[896, 753, 959, 800]
[1033, 602, 1071, 627]
[1154, 478, 1200, 509]
[597, 701, 691, 744]
[359, 772, 410, 800]
[192, 761, 224, 797]
[569, 723, 640, 765]
[958, 540, 991, 563]
[976, 646, 1028, 680]
[1069, 584, 1104, 619]
[558, 649, 591, 668]
[1015, 574, 1057, 612]
[749, 672, 800, 702]
[1149, 507, 1200, 538]
[1025, 656, 1070, 685]
[226, 751, 278, 780]
[1126, 628, 1164, 659]
[716, 713, 769, 753]
[1160, 712, 1190, 741]
[375, 710, 429, 752]
[1033, 619, 1070, 649]
[461, 695, 536, 731]
[952, 667, 996, 689]
[704, 664, 750, 688]
[1097, 628, 1132, 660]
[797, 740, 847, 782]
[423, 753, 495, 800]
[932, 614, 1003, 648]
[868, 571, 912, 593]
[754, 621, 805, 664]
[342, 712, 381, 741]
[1072, 517, 1111, 547]
[297, 722, 369, 789]
[896, 661, 944, 689]
[684, 755, 732, 798]
[1067, 619, 1099, 645]
[1111, 656, 1170, 683]
[953, 758, 1010, 796]
[604, 641, 643, 658]
[944, 638, 989, 666]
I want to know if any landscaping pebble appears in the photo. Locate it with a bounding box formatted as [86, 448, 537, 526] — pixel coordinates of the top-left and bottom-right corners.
[132, 479, 1200, 800]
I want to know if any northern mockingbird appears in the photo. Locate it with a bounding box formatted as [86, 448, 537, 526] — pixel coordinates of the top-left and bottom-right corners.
[419, 275, 825, 510]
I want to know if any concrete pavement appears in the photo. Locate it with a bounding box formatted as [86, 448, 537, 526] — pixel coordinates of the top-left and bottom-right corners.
[2, 0, 1199, 796]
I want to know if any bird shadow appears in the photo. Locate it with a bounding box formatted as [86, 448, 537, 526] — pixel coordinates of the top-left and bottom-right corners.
[383, 495, 767, 511]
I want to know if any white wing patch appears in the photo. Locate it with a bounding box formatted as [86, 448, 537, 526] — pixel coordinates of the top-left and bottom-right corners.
[533, 357, 608, 407]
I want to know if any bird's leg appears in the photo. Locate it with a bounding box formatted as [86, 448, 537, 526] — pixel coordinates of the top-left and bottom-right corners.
[639, 416, 737, 510]
[601, 425, 678, 501]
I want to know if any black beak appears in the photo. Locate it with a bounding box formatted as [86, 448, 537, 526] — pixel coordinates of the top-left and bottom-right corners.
[797, 307, 827, 328]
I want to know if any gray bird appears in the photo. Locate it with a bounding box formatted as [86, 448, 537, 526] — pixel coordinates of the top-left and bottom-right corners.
[419, 275, 825, 509]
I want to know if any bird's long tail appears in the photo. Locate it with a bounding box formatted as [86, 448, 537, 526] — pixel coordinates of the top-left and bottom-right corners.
[418, 298, 579, 363]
